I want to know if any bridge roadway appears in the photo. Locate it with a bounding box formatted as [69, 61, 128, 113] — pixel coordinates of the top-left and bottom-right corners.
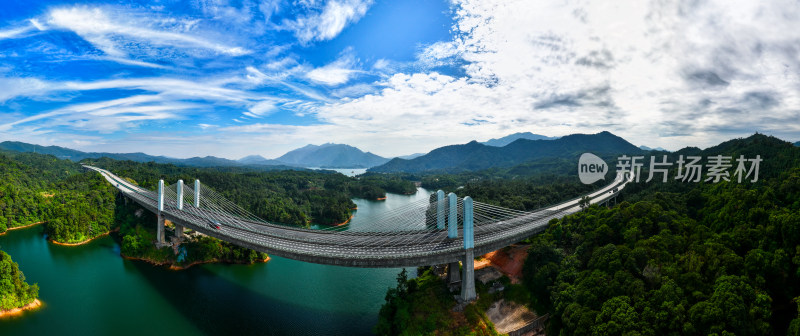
[84, 165, 631, 267]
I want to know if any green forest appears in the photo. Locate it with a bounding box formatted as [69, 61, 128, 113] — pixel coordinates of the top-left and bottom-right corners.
[0, 150, 115, 243]
[84, 157, 416, 226]
[0, 149, 416, 240]
[114, 200, 269, 267]
[0, 251, 38, 312]
[377, 134, 800, 335]
[0, 147, 416, 311]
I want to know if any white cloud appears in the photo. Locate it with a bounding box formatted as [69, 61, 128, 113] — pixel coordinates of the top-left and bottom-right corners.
[285, 0, 373, 43]
[4, 0, 800, 159]
[417, 41, 460, 67]
[0, 94, 193, 133]
[278, 0, 800, 155]
[372, 59, 390, 70]
[0, 24, 35, 40]
[306, 53, 361, 85]
[244, 100, 277, 118]
[0, 77, 52, 102]
[45, 6, 250, 57]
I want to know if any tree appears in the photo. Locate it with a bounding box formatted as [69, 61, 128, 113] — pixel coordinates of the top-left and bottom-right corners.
[579, 196, 591, 210]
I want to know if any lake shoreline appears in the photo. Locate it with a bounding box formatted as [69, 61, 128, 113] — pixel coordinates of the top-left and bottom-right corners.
[50, 227, 119, 246]
[122, 254, 270, 270]
[0, 221, 46, 235]
[0, 299, 42, 318]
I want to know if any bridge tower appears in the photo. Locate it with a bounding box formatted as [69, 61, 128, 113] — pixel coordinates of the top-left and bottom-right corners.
[194, 180, 200, 208]
[174, 180, 184, 241]
[446, 192, 461, 285]
[460, 196, 477, 302]
[156, 179, 166, 246]
[436, 190, 445, 230]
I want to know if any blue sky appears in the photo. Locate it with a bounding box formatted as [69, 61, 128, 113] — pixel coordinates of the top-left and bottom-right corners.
[1, 0, 798, 159]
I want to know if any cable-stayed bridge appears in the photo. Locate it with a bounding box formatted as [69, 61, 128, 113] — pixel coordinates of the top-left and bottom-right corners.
[84, 165, 630, 301]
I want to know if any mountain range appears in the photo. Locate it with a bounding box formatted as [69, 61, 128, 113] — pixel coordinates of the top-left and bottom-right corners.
[369, 131, 644, 173]
[0, 141, 391, 169]
[2, 131, 709, 173]
[275, 143, 389, 168]
[481, 132, 559, 147]
[0, 141, 299, 169]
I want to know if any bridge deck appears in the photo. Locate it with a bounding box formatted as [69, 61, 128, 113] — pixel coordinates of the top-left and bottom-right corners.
[85, 165, 630, 267]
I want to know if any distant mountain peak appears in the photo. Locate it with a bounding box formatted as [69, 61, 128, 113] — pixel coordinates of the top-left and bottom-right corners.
[276, 143, 389, 168]
[240, 154, 267, 160]
[639, 145, 669, 152]
[482, 132, 559, 147]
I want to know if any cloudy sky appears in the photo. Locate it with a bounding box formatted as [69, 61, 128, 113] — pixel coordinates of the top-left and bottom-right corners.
[0, 0, 798, 159]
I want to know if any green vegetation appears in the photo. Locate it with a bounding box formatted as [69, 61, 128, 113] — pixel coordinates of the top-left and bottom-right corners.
[513, 135, 800, 335]
[115, 200, 268, 267]
[44, 173, 116, 243]
[375, 267, 503, 336]
[379, 134, 800, 335]
[0, 250, 38, 311]
[0, 148, 405, 268]
[359, 174, 418, 195]
[0, 150, 113, 243]
[522, 168, 800, 335]
[86, 158, 414, 226]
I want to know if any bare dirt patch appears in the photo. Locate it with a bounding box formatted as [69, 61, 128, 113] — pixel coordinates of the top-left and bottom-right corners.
[474, 244, 529, 283]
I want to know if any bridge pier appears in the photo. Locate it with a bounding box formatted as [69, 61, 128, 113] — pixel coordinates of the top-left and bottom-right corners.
[461, 249, 476, 301]
[460, 196, 476, 302]
[448, 262, 461, 284]
[157, 213, 166, 245]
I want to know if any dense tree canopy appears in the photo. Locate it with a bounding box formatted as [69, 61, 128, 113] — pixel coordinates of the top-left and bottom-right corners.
[0, 251, 38, 311]
[377, 134, 800, 335]
[85, 158, 415, 226]
[516, 137, 800, 335]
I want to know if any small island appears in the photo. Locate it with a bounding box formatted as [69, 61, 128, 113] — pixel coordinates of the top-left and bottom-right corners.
[0, 251, 40, 318]
[116, 202, 270, 269]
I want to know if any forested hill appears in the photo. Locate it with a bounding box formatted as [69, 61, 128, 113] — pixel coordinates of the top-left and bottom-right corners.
[369, 131, 644, 173]
[0, 149, 415, 242]
[0, 251, 39, 312]
[500, 134, 800, 335]
[83, 157, 415, 226]
[0, 150, 116, 243]
[374, 133, 800, 335]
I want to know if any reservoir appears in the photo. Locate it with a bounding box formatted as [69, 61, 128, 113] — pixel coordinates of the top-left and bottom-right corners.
[0, 188, 432, 335]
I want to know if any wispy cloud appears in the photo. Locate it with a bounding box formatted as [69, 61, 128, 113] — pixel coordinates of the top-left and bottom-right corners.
[244, 100, 278, 118]
[0, 94, 193, 133]
[1, 0, 799, 159]
[44, 6, 249, 58]
[306, 52, 361, 85]
[0, 23, 36, 40]
[284, 0, 373, 43]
